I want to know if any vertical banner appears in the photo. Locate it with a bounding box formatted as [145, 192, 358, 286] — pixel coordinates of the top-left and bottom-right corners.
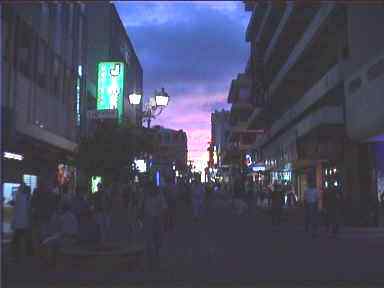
[97, 62, 125, 122]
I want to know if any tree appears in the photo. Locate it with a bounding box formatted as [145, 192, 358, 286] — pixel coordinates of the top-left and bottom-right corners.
[76, 120, 159, 184]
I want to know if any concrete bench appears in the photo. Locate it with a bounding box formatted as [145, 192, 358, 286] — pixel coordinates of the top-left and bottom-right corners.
[57, 244, 145, 272]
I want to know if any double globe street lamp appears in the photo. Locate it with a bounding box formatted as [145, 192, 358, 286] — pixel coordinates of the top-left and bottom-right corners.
[129, 88, 170, 128]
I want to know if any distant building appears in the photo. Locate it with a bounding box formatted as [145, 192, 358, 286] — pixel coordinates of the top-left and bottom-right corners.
[211, 110, 230, 168]
[151, 126, 188, 185]
[85, 2, 143, 132]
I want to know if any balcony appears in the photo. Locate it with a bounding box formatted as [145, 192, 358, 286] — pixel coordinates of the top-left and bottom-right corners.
[244, 0, 257, 12]
[228, 73, 253, 108]
[268, 3, 336, 96]
[246, 2, 269, 42]
[267, 63, 342, 141]
[345, 52, 384, 141]
[260, 106, 344, 159]
[263, 2, 295, 64]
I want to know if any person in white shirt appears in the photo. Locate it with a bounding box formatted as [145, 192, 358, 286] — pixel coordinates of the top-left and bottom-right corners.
[304, 177, 319, 237]
[11, 183, 33, 261]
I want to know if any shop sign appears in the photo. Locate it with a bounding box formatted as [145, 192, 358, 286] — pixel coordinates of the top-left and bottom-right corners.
[97, 62, 125, 122]
[87, 109, 117, 120]
[3, 152, 24, 161]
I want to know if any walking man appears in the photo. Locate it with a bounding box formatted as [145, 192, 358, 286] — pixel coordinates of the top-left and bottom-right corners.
[93, 183, 112, 243]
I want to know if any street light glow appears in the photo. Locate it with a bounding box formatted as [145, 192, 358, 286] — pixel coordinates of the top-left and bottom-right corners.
[155, 95, 169, 107]
[129, 92, 142, 105]
[155, 88, 169, 107]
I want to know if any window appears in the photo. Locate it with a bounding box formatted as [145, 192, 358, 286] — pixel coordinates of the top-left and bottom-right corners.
[367, 58, 384, 82]
[348, 77, 362, 95]
[63, 68, 71, 104]
[53, 56, 59, 93]
[3, 15, 11, 62]
[62, 2, 70, 38]
[68, 3, 73, 37]
[18, 20, 32, 78]
[37, 40, 46, 88]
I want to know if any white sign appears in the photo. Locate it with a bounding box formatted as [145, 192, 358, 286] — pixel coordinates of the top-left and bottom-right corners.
[4, 152, 24, 161]
[87, 109, 117, 120]
[252, 165, 265, 172]
[134, 159, 147, 173]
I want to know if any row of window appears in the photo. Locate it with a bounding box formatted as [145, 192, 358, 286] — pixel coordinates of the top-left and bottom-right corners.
[157, 133, 186, 145]
[3, 6, 85, 104]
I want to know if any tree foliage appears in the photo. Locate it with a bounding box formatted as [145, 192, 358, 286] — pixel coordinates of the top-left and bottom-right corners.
[76, 121, 159, 180]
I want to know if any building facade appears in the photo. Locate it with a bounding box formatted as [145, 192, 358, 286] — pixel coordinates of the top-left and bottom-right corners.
[85, 2, 143, 132]
[211, 110, 230, 167]
[209, 110, 230, 182]
[240, 1, 384, 225]
[151, 126, 188, 185]
[2, 3, 87, 195]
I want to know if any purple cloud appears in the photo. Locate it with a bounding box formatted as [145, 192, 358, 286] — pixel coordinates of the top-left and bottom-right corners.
[115, 1, 249, 166]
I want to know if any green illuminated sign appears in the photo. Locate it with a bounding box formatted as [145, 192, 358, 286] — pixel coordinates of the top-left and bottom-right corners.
[91, 176, 102, 194]
[97, 62, 125, 121]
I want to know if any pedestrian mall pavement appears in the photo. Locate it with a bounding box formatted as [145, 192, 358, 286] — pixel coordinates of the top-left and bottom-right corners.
[3, 200, 384, 286]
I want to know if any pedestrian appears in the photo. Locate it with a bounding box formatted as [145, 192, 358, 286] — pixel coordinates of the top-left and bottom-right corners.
[271, 182, 282, 226]
[11, 183, 34, 262]
[192, 180, 205, 221]
[286, 184, 295, 208]
[41, 202, 79, 267]
[70, 187, 89, 221]
[266, 185, 273, 209]
[327, 188, 341, 237]
[304, 177, 319, 238]
[92, 182, 112, 243]
[246, 180, 254, 212]
[164, 177, 177, 232]
[140, 179, 168, 271]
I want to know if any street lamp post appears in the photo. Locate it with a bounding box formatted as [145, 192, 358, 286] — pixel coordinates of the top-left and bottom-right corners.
[129, 88, 170, 180]
[129, 88, 169, 128]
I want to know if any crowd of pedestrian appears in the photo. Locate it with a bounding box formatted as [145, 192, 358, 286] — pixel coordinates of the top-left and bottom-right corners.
[8, 175, 202, 271]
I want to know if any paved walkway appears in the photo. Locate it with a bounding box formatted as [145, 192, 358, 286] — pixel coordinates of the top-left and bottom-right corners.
[4, 198, 384, 286]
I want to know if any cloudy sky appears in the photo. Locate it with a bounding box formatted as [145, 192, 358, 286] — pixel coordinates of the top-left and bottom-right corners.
[115, 1, 249, 171]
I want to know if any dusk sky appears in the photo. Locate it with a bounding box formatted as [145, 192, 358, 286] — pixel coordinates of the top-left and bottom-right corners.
[115, 1, 249, 171]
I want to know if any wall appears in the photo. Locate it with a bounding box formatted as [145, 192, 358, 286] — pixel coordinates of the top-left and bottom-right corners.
[2, 4, 81, 152]
[344, 5, 384, 141]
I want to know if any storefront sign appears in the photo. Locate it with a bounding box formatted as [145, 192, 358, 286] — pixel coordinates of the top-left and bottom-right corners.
[3, 152, 23, 161]
[87, 109, 117, 120]
[252, 165, 265, 172]
[91, 176, 102, 193]
[97, 62, 125, 122]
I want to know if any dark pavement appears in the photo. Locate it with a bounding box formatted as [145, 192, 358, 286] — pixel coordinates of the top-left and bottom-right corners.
[3, 198, 384, 286]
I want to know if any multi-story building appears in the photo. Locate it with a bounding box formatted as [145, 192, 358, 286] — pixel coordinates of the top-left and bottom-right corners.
[209, 109, 231, 182]
[225, 71, 264, 181]
[85, 2, 143, 130]
[211, 109, 230, 167]
[151, 126, 188, 185]
[241, 1, 384, 225]
[2, 3, 87, 195]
